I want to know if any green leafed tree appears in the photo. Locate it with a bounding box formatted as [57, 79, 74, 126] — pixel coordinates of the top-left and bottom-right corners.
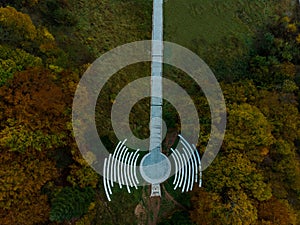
[49, 186, 95, 222]
[0, 45, 42, 85]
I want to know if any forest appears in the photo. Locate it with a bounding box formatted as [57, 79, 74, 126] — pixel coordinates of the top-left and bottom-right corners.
[0, 0, 300, 224]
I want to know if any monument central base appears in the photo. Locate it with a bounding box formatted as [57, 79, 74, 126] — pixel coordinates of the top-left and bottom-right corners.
[140, 152, 171, 185]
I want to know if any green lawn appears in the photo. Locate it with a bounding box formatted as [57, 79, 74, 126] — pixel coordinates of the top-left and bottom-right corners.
[69, 0, 152, 57]
[164, 0, 288, 80]
[165, 0, 278, 47]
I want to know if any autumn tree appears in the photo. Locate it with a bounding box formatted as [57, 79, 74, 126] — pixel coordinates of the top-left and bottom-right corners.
[249, 15, 300, 88]
[190, 189, 258, 225]
[0, 149, 58, 225]
[256, 90, 300, 144]
[258, 197, 297, 225]
[67, 146, 99, 189]
[190, 189, 218, 225]
[0, 6, 37, 45]
[0, 6, 70, 70]
[224, 103, 275, 163]
[255, 90, 300, 201]
[0, 45, 42, 85]
[0, 67, 69, 133]
[0, 67, 74, 224]
[205, 152, 272, 202]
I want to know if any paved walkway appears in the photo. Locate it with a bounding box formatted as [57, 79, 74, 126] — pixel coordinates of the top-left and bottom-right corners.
[148, 0, 168, 197]
[149, 0, 163, 153]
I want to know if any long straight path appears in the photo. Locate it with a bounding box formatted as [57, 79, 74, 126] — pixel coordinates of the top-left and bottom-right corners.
[149, 0, 164, 197]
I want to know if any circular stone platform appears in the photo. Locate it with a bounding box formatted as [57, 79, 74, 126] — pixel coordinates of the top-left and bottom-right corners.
[140, 152, 171, 184]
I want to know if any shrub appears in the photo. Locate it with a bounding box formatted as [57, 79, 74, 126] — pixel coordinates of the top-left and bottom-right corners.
[49, 186, 95, 222]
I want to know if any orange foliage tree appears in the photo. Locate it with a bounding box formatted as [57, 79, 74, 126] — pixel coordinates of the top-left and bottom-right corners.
[0, 150, 58, 225]
[258, 197, 297, 225]
[0, 67, 75, 224]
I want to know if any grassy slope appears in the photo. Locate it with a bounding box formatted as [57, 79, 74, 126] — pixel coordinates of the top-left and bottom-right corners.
[164, 0, 275, 46]
[164, 0, 291, 80]
[69, 0, 152, 57]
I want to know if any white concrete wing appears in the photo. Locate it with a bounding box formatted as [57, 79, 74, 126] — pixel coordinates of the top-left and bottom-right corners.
[171, 135, 202, 193]
[103, 140, 140, 201]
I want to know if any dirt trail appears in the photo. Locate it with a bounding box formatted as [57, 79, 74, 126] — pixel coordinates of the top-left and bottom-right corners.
[136, 187, 161, 225]
[147, 196, 161, 225]
[162, 184, 188, 211]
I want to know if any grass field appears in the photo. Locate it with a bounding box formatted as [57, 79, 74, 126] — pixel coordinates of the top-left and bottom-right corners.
[69, 0, 152, 57]
[51, 0, 292, 79]
[164, 0, 292, 80]
[164, 0, 277, 47]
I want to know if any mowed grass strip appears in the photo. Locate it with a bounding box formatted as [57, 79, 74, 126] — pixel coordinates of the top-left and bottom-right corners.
[164, 0, 280, 47]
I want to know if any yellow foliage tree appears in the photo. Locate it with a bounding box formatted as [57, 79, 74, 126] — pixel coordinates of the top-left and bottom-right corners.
[0, 150, 58, 225]
[0, 67, 74, 224]
[224, 103, 275, 162]
[205, 153, 272, 202]
[258, 197, 297, 225]
[191, 189, 258, 225]
[0, 6, 37, 44]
